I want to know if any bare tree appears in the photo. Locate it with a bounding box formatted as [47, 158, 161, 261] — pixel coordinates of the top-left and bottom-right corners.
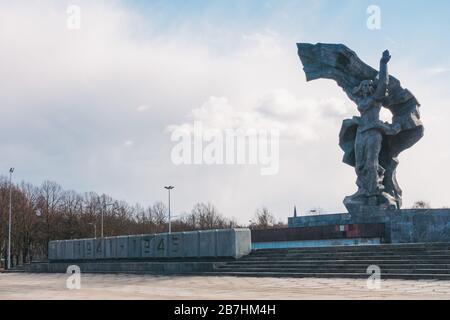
[151, 201, 167, 232]
[39, 181, 63, 253]
[252, 207, 276, 230]
[179, 203, 233, 230]
[191, 203, 227, 230]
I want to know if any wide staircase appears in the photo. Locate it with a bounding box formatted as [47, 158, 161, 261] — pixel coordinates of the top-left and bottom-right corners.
[211, 242, 450, 279]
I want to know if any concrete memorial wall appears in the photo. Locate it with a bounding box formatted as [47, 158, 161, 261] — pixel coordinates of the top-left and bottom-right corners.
[48, 228, 251, 261]
[288, 209, 450, 244]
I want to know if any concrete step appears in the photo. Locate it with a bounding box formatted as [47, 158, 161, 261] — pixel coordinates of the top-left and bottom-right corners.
[250, 249, 450, 256]
[221, 262, 450, 269]
[215, 266, 450, 274]
[245, 250, 450, 256]
[3, 269, 26, 273]
[241, 255, 450, 262]
[210, 243, 450, 280]
[203, 271, 450, 280]
[251, 248, 450, 253]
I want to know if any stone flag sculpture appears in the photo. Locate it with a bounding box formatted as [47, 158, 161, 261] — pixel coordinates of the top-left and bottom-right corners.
[297, 43, 424, 213]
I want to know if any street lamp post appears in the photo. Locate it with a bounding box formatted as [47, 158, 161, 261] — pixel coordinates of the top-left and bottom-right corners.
[100, 196, 114, 238]
[101, 205, 104, 238]
[7, 168, 14, 270]
[164, 186, 174, 234]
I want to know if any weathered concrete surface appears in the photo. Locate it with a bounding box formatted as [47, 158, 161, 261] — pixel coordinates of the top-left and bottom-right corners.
[94, 239, 104, 259]
[234, 228, 252, 256]
[48, 229, 251, 261]
[128, 235, 142, 258]
[116, 236, 128, 258]
[2, 273, 450, 300]
[84, 239, 95, 259]
[288, 209, 450, 243]
[198, 230, 216, 257]
[23, 260, 221, 274]
[65, 241, 74, 260]
[74, 240, 84, 260]
[168, 233, 183, 258]
[152, 233, 168, 258]
[182, 232, 199, 257]
[48, 241, 57, 260]
[141, 235, 154, 258]
[104, 237, 116, 259]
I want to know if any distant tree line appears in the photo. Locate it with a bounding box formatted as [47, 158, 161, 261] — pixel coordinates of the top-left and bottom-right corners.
[0, 176, 285, 267]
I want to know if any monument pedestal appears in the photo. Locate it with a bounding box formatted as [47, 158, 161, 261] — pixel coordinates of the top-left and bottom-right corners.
[288, 209, 450, 244]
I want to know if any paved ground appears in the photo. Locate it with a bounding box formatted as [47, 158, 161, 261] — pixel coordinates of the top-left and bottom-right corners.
[1, 273, 450, 299]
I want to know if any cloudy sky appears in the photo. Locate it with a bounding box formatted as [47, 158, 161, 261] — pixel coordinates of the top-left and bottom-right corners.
[1, 0, 449, 223]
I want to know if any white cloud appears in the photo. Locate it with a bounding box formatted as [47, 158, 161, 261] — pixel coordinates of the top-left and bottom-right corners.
[169, 90, 353, 144]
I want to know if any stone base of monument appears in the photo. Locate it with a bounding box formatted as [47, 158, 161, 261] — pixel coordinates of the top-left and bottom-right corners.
[214, 209, 450, 280]
[288, 209, 450, 244]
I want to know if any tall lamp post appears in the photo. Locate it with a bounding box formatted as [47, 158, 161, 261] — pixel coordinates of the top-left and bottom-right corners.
[164, 186, 174, 234]
[100, 196, 114, 238]
[7, 168, 14, 270]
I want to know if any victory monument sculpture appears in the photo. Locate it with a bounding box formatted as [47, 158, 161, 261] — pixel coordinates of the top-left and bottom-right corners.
[297, 43, 424, 213]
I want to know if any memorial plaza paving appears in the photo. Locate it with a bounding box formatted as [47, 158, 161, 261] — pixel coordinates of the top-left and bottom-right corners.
[1, 273, 450, 300]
